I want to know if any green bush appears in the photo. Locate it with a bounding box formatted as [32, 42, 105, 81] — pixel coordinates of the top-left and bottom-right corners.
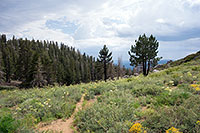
[75, 90, 138, 133]
[153, 90, 191, 106]
[143, 95, 200, 132]
[0, 114, 19, 133]
[131, 84, 163, 97]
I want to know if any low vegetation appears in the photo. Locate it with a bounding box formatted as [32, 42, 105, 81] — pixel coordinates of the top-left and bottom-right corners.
[0, 85, 82, 132]
[74, 58, 200, 133]
[0, 54, 200, 132]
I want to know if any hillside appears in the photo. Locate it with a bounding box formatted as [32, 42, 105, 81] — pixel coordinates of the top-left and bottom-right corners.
[0, 54, 200, 132]
[156, 51, 200, 70]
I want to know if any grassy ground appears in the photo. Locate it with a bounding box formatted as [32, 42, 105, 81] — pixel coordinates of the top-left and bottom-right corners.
[0, 58, 200, 132]
[74, 59, 200, 133]
[0, 85, 82, 132]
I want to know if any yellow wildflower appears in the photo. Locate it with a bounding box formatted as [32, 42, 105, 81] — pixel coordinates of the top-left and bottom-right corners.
[129, 123, 147, 133]
[190, 84, 198, 88]
[166, 127, 182, 133]
[190, 84, 200, 91]
[196, 87, 200, 91]
[196, 120, 200, 125]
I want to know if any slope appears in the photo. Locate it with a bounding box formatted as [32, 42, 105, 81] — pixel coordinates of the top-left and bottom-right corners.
[0, 53, 200, 132]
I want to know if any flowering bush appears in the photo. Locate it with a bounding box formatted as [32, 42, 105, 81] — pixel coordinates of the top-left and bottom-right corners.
[190, 84, 200, 91]
[166, 127, 182, 133]
[197, 120, 200, 125]
[129, 123, 147, 133]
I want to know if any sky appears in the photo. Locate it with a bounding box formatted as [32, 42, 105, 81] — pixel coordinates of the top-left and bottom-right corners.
[0, 0, 200, 62]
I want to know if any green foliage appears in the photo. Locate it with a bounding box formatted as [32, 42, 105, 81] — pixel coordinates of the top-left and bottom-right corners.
[0, 113, 19, 133]
[97, 45, 113, 82]
[75, 90, 138, 133]
[0, 85, 82, 131]
[128, 34, 160, 76]
[0, 34, 130, 88]
[0, 48, 200, 132]
[143, 96, 200, 132]
[75, 57, 200, 133]
[153, 90, 192, 106]
[131, 83, 163, 97]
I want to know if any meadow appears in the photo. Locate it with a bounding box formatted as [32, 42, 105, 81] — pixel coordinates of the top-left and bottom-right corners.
[0, 58, 200, 132]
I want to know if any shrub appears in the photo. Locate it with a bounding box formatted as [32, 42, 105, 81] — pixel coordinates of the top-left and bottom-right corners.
[74, 90, 138, 133]
[131, 84, 163, 97]
[143, 96, 200, 132]
[166, 127, 182, 133]
[129, 123, 147, 133]
[153, 90, 191, 106]
[0, 114, 19, 133]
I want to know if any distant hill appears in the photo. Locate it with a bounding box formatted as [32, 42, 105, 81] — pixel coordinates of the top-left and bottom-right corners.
[121, 59, 170, 69]
[156, 50, 200, 70]
[170, 51, 200, 67]
[158, 59, 170, 65]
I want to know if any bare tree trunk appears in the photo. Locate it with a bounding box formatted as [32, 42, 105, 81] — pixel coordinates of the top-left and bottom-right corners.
[104, 60, 107, 82]
[143, 60, 146, 76]
[147, 60, 151, 75]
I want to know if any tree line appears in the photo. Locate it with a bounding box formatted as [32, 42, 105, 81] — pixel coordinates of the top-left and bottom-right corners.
[0, 34, 131, 88]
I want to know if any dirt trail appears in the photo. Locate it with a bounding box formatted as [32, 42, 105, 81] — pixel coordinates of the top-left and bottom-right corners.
[38, 94, 96, 133]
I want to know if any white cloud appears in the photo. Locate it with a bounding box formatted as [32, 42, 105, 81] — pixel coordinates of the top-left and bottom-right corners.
[159, 37, 200, 59]
[0, 0, 200, 61]
[156, 18, 166, 24]
[184, 0, 200, 6]
[10, 19, 75, 46]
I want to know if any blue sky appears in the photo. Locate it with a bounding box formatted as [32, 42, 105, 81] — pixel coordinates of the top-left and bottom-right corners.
[0, 0, 200, 61]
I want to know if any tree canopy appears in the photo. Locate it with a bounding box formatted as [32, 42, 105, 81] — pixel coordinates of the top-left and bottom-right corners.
[0, 35, 129, 88]
[128, 34, 160, 76]
[97, 45, 113, 82]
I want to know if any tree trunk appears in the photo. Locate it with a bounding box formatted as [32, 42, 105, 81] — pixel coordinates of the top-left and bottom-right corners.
[147, 60, 151, 75]
[143, 60, 146, 76]
[6, 74, 11, 83]
[104, 60, 107, 82]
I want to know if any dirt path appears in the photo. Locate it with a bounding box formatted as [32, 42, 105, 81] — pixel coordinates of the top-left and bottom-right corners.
[38, 94, 97, 133]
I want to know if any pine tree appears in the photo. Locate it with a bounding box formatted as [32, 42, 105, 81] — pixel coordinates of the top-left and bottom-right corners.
[42, 51, 55, 85]
[30, 55, 47, 87]
[97, 45, 112, 82]
[95, 60, 103, 80]
[0, 34, 124, 88]
[128, 34, 160, 76]
[19, 40, 35, 87]
[0, 35, 4, 83]
[1, 36, 13, 83]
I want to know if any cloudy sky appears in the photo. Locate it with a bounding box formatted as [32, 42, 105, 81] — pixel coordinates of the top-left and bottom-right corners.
[1, 0, 200, 62]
